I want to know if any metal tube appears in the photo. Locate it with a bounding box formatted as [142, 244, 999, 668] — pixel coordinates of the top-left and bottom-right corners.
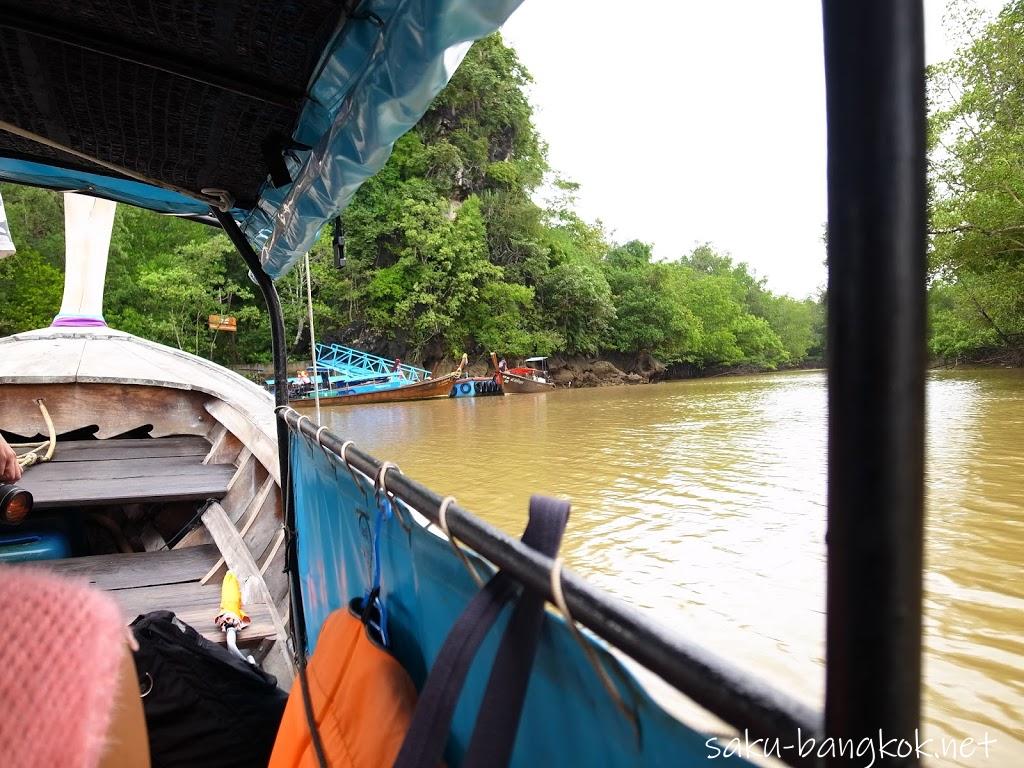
[304, 253, 322, 422]
[821, 2, 927, 763]
[214, 210, 328, 767]
[212, 211, 291, 463]
[284, 410, 824, 766]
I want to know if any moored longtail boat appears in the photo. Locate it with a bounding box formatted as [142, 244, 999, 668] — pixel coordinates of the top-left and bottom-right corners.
[499, 370, 555, 394]
[290, 371, 458, 408]
[286, 341, 456, 407]
[0, 2, 929, 767]
[491, 352, 554, 394]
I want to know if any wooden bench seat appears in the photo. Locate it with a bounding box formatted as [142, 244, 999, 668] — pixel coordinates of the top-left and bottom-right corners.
[19, 436, 235, 509]
[46, 436, 210, 462]
[33, 543, 220, 589]
[28, 545, 275, 647]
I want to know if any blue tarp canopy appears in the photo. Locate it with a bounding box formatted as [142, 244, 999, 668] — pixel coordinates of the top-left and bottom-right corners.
[0, 0, 523, 279]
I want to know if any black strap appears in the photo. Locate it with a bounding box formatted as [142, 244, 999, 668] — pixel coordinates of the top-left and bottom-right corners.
[462, 496, 570, 767]
[394, 495, 569, 768]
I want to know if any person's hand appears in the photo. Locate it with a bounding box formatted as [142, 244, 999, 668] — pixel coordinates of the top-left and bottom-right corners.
[1, 436, 22, 483]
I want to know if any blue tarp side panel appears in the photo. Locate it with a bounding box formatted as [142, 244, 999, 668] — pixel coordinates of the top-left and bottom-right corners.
[0, 158, 211, 215]
[290, 434, 750, 767]
[245, 0, 525, 279]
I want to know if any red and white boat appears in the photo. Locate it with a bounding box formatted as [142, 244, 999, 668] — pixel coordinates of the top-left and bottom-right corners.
[501, 356, 556, 394]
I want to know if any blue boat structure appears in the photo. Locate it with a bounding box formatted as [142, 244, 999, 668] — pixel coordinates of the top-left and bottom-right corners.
[0, 2, 930, 767]
[279, 343, 457, 409]
[314, 342, 433, 387]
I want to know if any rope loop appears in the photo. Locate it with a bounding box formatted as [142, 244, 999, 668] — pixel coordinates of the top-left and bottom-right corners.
[275, 406, 297, 430]
[438, 496, 485, 588]
[338, 439, 355, 464]
[334, 440, 365, 498]
[374, 461, 400, 498]
[15, 399, 57, 469]
[550, 557, 639, 736]
[314, 425, 329, 446]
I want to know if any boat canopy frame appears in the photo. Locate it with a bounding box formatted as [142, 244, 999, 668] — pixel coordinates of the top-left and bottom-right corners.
[1, 1, 927, 765]
[0, 0, 526, 277]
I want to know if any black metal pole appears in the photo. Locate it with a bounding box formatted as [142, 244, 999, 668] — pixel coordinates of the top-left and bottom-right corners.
[213, 211, 328, 766]
[821, 2, 927, 764]
[211, 211, 292, 489]
[284, 409, 824, 767]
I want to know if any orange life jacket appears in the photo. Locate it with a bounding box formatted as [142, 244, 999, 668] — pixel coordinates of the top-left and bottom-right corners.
[272, 495, 570, 768]
[269, 608, 418, 768]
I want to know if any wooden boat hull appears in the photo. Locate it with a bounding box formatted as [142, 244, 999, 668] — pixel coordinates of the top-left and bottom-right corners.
[501, 372, 556, 394]
[0, 326, 293, 682]
[291, 373, 457, 408]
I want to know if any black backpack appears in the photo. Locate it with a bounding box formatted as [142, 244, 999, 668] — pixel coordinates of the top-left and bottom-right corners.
[130, 611, 288, 768]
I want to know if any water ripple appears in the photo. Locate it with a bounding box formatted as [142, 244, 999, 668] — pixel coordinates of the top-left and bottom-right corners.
[325, 368, 1024, 766]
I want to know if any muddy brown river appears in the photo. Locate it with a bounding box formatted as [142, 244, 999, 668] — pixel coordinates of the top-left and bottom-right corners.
[323, 368, 1023, 766]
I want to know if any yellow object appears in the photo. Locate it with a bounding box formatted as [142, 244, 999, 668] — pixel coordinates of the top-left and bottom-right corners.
[215, 571, 250, 627]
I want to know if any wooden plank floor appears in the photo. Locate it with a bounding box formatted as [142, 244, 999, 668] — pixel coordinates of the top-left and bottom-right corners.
[19, 436, 275, 647]
[19, 436, 234, 509]
[37, 545, 221, 590]
[29, 546, 276, 647]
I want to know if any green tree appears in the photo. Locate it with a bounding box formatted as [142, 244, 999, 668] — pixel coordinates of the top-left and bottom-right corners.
[539, 257, 614, 354]
[0, 185, 65, 334]
[927, 1, 1024, 357]
[674, 245, 789, 368]
[113, 236, 256, 358]
[603, 241, 692, 359]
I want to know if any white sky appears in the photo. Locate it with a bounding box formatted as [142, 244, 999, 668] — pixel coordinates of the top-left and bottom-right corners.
[501, 1, 1005, 299]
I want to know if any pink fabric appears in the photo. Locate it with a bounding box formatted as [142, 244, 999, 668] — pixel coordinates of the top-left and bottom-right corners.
[0, 565, 124, 768]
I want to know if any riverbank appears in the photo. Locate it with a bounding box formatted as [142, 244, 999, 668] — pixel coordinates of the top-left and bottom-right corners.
[930, 346, 1024, 369]
[238, 347, 1019, 391]
[426, 351, 827, 389]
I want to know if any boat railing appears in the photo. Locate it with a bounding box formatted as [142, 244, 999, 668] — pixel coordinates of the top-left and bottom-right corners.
[315, 342, 432, 382]
[281, 409, 823, 763]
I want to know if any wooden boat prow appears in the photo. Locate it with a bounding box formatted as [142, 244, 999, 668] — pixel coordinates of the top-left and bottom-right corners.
[1, 326, 274, 439]
[0, 325, 293, 681]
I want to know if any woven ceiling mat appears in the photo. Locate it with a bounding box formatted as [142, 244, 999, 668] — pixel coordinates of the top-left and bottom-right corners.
[0, 0, 345, 207]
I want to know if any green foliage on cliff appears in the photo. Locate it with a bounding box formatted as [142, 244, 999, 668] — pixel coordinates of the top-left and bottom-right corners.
[0, 33, 824, 371]
[927, 1, 1024, 360]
